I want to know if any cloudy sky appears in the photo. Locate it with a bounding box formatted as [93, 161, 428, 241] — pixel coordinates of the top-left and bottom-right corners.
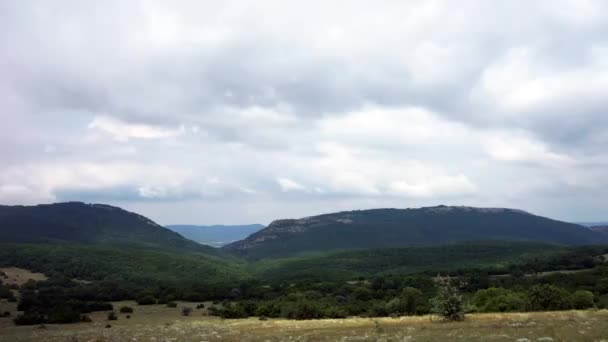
[1, 0, 608, 225]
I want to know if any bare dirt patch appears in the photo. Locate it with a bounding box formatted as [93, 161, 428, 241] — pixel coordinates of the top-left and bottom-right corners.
[0, 267, 47, 286]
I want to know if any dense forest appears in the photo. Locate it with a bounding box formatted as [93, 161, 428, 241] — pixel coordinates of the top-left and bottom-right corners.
[2, 241, 608, 324]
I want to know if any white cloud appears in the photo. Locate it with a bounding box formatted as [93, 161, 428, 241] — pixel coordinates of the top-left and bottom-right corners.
[318, 105, 472, 148]
[277, 178, 307, 192]
[88, 116, 184, 142]
[472, 46, 608, 119]
[483, 131, 573, 164]
[2, 1, 608, 223]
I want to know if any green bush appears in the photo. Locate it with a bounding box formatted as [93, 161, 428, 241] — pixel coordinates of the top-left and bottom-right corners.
[527, 284, 572, 311]
[119, 306, 134, 313]
[281, 301, 324, 320]
[472, 288, 526, 312]
[570, 290, 594, 309]
[107, 311, 117, 321]
[209, 303, 249, 318]
[323, 306, 347, 318]
[136, 295, 157, 305]
[255, 302, 281, 317]
[166, 302, 178, 308]
[47, 306, 82, 324]
[385, 287, 425, 316]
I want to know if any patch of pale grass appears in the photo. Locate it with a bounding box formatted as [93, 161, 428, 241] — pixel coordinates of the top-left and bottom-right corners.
[0, 267, 47, 286]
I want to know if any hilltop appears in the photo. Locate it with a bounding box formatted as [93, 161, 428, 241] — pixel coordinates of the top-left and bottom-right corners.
[0, 202, 216, 253]
[223, 205, 605, 258]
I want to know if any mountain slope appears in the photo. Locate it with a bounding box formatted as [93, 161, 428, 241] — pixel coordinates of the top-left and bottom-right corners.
[223, 205, 606, 258]
[166, 224, 264, 247]
[590, 225, 608, 237]
[0, 202, 216, 253]
[253, 241, 569, 282]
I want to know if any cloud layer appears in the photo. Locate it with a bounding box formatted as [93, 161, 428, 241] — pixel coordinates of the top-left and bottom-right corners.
[1, 0, 608, 224]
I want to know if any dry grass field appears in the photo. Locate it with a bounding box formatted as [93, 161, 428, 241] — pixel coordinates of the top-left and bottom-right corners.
[1, 303, 607, 342]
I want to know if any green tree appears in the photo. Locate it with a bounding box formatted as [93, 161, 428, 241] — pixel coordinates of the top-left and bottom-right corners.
[472, 287, 526, 312]
[430, 275, 468, 321]
[527, 284, 572, 311]
[570, 290, 594, 310]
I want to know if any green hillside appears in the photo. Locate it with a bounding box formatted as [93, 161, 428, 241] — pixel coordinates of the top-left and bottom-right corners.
[224, 206, 605, 258]
[0, 202, 217, 254]
[253, 241, 568, 282]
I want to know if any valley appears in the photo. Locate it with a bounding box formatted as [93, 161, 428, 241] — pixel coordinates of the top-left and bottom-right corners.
[1, 202, 608, 341]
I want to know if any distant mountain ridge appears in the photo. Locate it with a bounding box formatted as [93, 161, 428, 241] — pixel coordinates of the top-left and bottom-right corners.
[0, 202, 216, 254]
[166, 224, 264, 247]
[577, 222, 608, 227]
[223, 205, 606, 258]
[590, 225, 608, 237]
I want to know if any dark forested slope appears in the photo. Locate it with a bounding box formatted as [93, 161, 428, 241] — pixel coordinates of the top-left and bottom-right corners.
[224, 205, 605, 258]
[0, 202, 216, 253]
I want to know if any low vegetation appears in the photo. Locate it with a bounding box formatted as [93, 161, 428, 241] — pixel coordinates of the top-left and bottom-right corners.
[2, 242, 608, 326]
[2, 310, 608, 341]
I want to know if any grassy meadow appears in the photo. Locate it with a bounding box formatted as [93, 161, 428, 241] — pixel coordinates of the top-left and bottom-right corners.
[1, 301, 608, 342]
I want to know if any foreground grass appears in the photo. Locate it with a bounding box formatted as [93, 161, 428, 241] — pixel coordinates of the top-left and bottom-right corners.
[2, 306, 608, 342]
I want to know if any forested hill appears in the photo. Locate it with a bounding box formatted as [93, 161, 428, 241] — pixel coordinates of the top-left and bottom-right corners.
[591, 225, 608, 237]
[0, 202, 217, 254]
[223, 205, 606, 258]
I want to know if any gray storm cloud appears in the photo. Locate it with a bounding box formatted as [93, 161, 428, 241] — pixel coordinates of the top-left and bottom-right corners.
[1, 0, 607, 224]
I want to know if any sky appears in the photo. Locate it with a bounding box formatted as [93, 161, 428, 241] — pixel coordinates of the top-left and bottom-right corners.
[1, 0, 608, 225]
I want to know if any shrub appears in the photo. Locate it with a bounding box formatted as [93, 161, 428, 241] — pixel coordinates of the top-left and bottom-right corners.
[472, 287, 526, 312]
[369, 302, 389, 317]
[527, 284, 572, 311]
[47, 306, 82, 324]
[430, 275, 468, 321]
[166, 302, 178, 308]
[107, 311, 117, 321]
[84, 302, 113, 312]
[119, 306, 134, 313]
[571, 290, 594, 309]
[182, 307, 193, 316]
[196, 303, 205, 309]
[136, 295, 157, 305]
[281, 301, 324, 320]
[13, 312, 45, 326]
[255, 302, 281, 318]
[220, 304, 249, 318]
[401, 287, 425, 315]
[324, 306, 347, 318]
